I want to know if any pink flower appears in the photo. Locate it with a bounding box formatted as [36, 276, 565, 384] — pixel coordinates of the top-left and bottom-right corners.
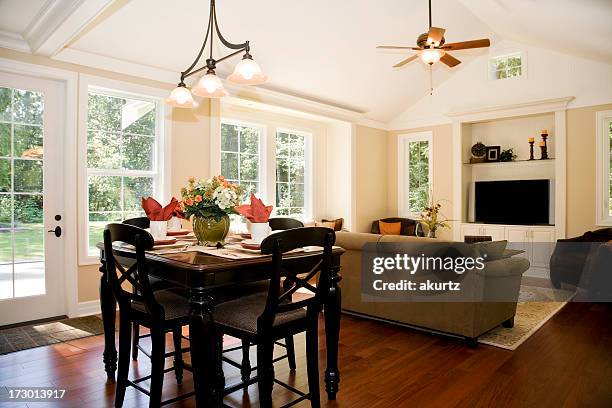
[194, 195, 203, 203]
[185, 198, 194, 206]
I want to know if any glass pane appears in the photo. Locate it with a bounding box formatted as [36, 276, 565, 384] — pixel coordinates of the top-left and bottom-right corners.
[276, 183, 290, 208]
[12, 224, 43, 263]
[0, 230, 13, 300]
[0, 123, 10, 157]
[0, 87, 11, 122]
[0, 159, 11, 192]
[221, 123, 238, 152]
[89, 212, 122, 253]
[122, 100, 155, 135]
[289, 157, 304, 183]
[123, 134, 154, 171]
[508, 66, 522, 78]
[276, 132, 290, 157]
[275, 208, 289, 216]
[291, 134, 305, 155]
[221, 152, 239, 180]
[0, 195, 11, 226]
[88, 175, 121, 212]
[507, 56, 522, 68]
[123, 176, 154, 211]
[88, 93, 122, 132]
[276, 158, 289, 182]
[14, 159, 43, 192]
[87, 131, 121, 169]
[14, 194, 43, 225]
[240, 182, 259, 201]
[12, 89, 43, 125]
[240, 127, 259, 154]
[14, 124, 43, 158]
[240, 154, 258, 181]
[290, 183, 304, 207]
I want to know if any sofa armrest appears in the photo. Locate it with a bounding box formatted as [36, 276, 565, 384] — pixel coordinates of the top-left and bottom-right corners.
[475, 256, 530, 278]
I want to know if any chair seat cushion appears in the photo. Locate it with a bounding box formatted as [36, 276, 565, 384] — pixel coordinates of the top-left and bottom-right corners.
[214, 292, 306, 334]
[132, 289, 190, 321]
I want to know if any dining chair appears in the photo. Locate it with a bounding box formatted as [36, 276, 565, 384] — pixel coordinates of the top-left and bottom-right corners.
[268, 217, 304, 231]
[104, 223, 193, 407]
[122, 216, 150, 229]
[215, 227, 335, 407]
[228, 217, 305, 384]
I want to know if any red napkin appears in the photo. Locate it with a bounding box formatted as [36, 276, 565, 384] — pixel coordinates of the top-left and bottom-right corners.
[141, 197, 179, 221]
[173, 204, 185, 219]
[235, 194, 273, 223]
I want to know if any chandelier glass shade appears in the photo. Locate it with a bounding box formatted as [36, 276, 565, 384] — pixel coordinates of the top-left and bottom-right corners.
[165, 0, 266, 107]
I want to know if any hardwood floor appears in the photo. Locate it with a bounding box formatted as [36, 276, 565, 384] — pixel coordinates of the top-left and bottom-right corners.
[1, 302, 611, 407]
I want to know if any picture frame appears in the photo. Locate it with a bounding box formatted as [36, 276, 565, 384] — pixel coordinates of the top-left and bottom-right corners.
[486, 146, 501, 162]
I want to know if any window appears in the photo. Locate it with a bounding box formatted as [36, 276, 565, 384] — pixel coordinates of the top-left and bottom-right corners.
[398, 132, 433, 216]
[275, 130, 308, 217]
[596, 110, 612, 225]
[85, 89, 163, 256]
[220, 121, 261, 200]
[490, 52, 523, 80]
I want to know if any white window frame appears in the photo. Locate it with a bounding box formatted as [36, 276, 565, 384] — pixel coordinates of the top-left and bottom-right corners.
[78, 75, 171, 264]
[397, 131, 433, 218]
[220, 118, 267, 199]
[274, 128, 313, 220]
[596, 110, 612, 226]
[488, 51, 526, 81]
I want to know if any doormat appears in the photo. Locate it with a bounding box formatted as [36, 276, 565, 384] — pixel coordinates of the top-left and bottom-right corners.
[0, 315, 104, 355]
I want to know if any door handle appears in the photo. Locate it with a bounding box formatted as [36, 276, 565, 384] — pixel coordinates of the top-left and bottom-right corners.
[47, 226, 62, 237]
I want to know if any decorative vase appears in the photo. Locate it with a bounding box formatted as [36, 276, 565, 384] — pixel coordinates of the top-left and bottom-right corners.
[427, 229, 437, 238]
[192, 214, 230, 246]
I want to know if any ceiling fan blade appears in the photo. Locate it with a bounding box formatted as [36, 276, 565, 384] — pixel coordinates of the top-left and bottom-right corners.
[441, 53, 461, 67]
[442, 39, 490, 51]
[377, 45, 421, 50]
[427, 27, 446, 45]
[393, 54, 419, 68]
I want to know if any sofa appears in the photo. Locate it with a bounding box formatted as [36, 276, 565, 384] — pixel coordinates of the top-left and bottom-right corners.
[335, 232, 530, 347]
[371, 217, 424, 236]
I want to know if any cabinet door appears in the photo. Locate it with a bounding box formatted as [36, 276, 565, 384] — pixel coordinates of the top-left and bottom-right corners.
[461, 224, 483, 241]
[482, 225, 506, 241]
[505, 227, 531, 261]
[530, 228, 555, 269]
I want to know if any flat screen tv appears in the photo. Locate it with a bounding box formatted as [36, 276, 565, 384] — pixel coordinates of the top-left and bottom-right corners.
[474, 179, 550, 225]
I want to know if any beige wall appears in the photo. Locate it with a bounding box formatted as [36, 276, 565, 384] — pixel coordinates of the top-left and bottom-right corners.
[566, 103, 612, 237]
[353, 125, 389, 233]
[387, 124, 454, 240]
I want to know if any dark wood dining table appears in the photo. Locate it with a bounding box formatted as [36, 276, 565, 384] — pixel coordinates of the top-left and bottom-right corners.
[97, 242, 344, 407]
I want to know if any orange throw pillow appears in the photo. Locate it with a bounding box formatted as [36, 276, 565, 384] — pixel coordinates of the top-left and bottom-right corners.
[379, 221, 401, 235]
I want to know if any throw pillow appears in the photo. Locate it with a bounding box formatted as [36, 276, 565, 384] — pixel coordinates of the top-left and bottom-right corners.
[322, 218, 344, 231]
[473, 240, 508, 261]
[379, 221, 401, 235]
[315, 221, 336, 230]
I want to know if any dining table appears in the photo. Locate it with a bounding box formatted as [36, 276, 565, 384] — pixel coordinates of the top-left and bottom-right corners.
[97, 237, 344, 407]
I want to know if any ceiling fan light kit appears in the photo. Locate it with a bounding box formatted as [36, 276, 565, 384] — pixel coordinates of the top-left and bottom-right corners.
[420, 48, 445, 65]
[165, 0, 267, 107]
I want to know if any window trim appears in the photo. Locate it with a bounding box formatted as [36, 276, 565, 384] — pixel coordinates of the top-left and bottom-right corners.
[488, 51, 526, 81]
[596, 110, 612, 226]
[78, 74, 171, 265]
[397, 131, 433, 218]
[220, 118, 267, 200]
[274, 127, 313, 220]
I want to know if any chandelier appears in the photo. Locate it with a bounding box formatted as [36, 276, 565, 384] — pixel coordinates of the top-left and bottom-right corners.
[165, 0, 267, 108]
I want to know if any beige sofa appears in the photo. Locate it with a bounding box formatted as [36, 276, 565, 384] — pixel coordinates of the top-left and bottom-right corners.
[335, 232, 530, 346]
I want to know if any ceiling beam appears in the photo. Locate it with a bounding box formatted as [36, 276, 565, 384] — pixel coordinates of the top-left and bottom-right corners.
[23, 0, 115, 57]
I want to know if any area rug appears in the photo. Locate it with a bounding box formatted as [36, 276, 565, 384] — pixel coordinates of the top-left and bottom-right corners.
[0, 315, 104, 355]
[478, 286, 575, 350]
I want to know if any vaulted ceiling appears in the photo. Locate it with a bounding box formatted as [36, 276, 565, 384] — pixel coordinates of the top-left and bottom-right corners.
[0, 0, 610, 124]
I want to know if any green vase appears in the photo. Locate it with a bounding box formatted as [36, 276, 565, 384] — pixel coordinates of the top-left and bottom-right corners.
[192, 214, 230, 246]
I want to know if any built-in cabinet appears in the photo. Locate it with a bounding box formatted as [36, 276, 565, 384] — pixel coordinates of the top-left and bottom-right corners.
[460, 223, 555, 278]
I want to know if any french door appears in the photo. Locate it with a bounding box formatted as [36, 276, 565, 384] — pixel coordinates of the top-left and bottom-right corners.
[0, 71, 66, 326]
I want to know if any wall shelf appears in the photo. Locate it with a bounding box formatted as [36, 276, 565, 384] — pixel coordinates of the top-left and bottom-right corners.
[463, 158, 556, 166]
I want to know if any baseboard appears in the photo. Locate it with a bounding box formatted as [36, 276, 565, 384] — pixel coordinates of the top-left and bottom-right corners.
[73, 300, 101, 317]
[524, 267, 550, 279]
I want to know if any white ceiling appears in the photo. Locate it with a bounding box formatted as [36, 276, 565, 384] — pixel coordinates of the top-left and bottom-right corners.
[1, 0, 611, 124]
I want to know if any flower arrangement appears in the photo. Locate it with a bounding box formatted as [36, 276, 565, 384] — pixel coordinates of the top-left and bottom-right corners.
[180, 175, 243, 220]
[420, 198, 450, 238]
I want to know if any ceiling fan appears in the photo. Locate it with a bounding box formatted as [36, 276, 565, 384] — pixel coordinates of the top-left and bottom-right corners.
[377, 0, 491, 69]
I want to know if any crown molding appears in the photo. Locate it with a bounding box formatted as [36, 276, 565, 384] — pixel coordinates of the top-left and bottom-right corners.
[0, 30, 31, 53]
[447, 96, 575, 122]
[24, 0, 115, 56]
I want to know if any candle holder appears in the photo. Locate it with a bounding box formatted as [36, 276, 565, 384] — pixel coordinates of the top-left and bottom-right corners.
[540, 144, 549, 160]
[528, 140, 535, 160]
[541, 130, 549, 154]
